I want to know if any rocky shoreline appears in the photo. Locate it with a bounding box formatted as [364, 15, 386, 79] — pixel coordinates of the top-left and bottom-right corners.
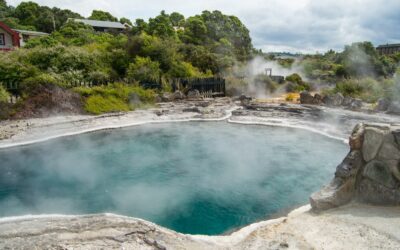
[1, 98, 400, 249]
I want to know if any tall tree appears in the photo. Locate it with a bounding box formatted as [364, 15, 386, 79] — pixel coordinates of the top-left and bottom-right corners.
[120, 17, 132, 25]
[13, 1, 40, 27]
[170, 12, 184, 27]
[147, 11, 175, 38]
[89, 10, 118, 22]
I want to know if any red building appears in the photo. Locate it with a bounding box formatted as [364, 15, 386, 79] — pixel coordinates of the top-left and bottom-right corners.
[0, 21, 48, 51]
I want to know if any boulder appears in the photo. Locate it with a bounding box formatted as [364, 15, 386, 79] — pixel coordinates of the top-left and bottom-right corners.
[348, 98, 363, 110]
[387, 101, 400, 115]
[332, 93, 344, 106]
[310, 150, 363, 210]
[362, 127, 386, 162]
[312, 93, 323, 105]
[363, 160, 397, 189]
[376, 98, 390, 112]
[342, 96, 353, 107]
[349, 123, 364, 150]
[187, 89, 202, 99]
[128, 93, 142, 106]
[161, 93, 173, 102]
[311, 123, 400, 210]
[171, 91, 185, 100]
[299, 91, 314, 104]
[182, 107, 201, 113]
[322, 95, 334, 106]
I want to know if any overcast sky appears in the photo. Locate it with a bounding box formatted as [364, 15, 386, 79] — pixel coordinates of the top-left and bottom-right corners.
[8, 0, 400, 53]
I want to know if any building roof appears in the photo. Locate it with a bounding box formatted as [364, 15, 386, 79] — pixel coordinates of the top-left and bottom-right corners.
[12, 29, 49, 36]
[377, 43, 400, 48]
[71, 19, 126, 29]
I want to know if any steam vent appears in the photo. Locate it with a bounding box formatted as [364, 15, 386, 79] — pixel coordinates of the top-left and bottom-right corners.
[311, 123, 400, 210]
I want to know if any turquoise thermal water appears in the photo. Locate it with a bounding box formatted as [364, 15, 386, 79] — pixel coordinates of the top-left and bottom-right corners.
[0, 122, 347, 235]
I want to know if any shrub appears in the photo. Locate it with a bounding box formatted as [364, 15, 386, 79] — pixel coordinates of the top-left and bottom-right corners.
[285, 73, 303, 84]
[285, 93, 297, 102]
[0, 86, 10, 103]
[74, 83, 156, 114]
[84, 95, 130, 114]
[21, 73, 65, 94]
[127, 56, 161, 82]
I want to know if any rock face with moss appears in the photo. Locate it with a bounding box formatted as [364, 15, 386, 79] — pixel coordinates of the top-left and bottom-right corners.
[310, 123, 400, 210]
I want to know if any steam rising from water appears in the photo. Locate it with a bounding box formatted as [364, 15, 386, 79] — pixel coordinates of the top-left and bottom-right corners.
[0, 122, 347, 235]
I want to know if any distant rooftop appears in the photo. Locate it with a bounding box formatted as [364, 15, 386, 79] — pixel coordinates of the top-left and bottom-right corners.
[12, 29, 49, 36]
[377, 43, 400, 48]
[70, 19, 126, 29]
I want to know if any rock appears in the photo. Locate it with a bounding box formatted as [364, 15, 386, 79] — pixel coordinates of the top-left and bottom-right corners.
[358, 178, 400, 205]
[300, 91, 314, 104]
[387, 101, 400, 115]
[187, 89, 201, 99]
[349, 123, 364, 150]
[312, 123, 400, 210]
[171, 91, 185, 100]
[363, 160, 397, 189]
[128, 93, 142, 106]
[310, 151, 363, 210]
[335, 150, 364, 179]
[377, 134, 400, 161]
[239, 95, 252, 106]
[195, 101, 210, 108]
[342, 96, 353, 107]
[332, 93, 344, 106]
[312, 93, 323, 105]
[376, 98, 390, 112]
[349, 98, 363, 111]
[161, 93, 173, 102]
[322, 95, 334, 106]
[154, 95, 162, 103]
[362, 127, 386, 162]
[182, 107, 201, 113]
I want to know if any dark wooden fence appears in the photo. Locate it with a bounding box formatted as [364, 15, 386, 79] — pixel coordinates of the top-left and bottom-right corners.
[173, 77, 226, 97]
[2, 77, 226, 98]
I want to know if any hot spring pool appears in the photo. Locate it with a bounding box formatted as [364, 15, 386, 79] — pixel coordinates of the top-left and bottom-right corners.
[0, 122, 347, 235]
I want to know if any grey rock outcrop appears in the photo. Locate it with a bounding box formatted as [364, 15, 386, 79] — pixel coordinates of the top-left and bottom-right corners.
[332, 93, 344, 106]
[376, 98, 390, 112]
[300, 91, 314, 104]
[387, 101, 400, 115]
[310, 123, 400, 210]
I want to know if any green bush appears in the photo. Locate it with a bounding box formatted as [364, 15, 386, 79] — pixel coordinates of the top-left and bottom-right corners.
[127, 56, 161, 82]
[74, 83, 156, 114]
[332, 78, 388, 103]
[0, 86, 10, 103]
[285, 73, 303, 84]
[21, 73, 65, 93]
[84, 95, 130, 114]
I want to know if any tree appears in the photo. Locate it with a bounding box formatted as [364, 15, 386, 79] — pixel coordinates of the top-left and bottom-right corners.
[120, 17, 132, 26]
[182, 16, 207, 44]
[127, 56, 161, 82]
[170, 12, 184, 27]
[89, 10, 118, 22]
[147, 11, 175, 38]
[13, 1, 40, 28]
[131, 18, 148, 35]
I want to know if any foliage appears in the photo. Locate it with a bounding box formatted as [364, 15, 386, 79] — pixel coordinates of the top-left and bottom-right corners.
[89, 10, 117, 22]
[127, 56, 161, 82]
[285, 73, 303, 84]
[329, 78, 393, 103]
[84, 95, 130, 114]
[74, 83, 156, 114]
[0, 85, 10, 103]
